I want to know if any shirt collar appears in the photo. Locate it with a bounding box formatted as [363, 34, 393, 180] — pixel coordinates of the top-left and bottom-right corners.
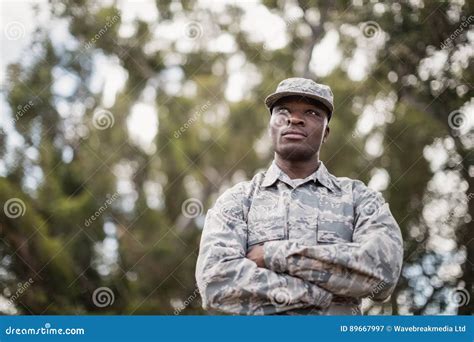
[261, 161, 282, 188]
[261, 160, 339, 192]
[312, 161, 339, 193]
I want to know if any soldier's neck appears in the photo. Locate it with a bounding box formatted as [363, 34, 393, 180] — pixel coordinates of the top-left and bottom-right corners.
[275, 155, 321, 180]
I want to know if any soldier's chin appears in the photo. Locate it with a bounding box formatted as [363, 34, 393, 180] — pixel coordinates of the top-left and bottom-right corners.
[276, 145, 315, 161]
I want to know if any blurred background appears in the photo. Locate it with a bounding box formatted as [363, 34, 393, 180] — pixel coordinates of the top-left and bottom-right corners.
[0, 0, 472, 315]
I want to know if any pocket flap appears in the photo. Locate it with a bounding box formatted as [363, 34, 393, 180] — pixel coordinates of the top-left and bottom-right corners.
[247, 217, 285, 247]
[317, 218, 353, 243]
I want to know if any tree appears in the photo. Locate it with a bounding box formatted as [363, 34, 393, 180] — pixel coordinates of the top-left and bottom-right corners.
[1, 0, 472, 315]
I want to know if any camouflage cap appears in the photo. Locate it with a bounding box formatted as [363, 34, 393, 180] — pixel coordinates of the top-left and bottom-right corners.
[264, 77, 334, 119]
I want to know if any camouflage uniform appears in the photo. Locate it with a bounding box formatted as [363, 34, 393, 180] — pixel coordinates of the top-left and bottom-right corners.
[195, 161, 403, 315]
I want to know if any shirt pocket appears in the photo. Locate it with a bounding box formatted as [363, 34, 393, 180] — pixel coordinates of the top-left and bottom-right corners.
[246, 190, 286, 247]
[247, 217, 286, 247]
[317, 217, 353, 244]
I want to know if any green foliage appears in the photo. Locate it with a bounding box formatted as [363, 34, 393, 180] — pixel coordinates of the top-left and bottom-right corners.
[1, 0, 472, 315]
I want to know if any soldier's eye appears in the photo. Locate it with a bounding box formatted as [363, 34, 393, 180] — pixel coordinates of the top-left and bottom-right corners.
[306, 110, 320, 117]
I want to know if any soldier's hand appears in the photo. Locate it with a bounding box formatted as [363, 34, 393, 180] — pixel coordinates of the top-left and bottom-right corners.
[246, 244, 265, 268]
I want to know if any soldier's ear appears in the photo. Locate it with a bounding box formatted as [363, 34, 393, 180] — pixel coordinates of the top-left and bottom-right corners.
[323, 125, 330, 143]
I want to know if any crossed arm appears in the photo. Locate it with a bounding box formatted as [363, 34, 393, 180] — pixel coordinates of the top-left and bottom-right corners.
[195, 206, 332, 314]
[195, 184, 403, 314]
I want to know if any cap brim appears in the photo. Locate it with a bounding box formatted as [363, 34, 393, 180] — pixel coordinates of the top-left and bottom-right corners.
[264, 91, 334, 115]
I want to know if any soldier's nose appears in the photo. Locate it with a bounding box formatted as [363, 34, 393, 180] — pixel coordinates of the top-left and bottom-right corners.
[288, 115, 305, 126]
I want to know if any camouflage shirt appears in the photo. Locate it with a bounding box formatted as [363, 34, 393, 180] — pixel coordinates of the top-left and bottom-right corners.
[195, 161, 403, 315]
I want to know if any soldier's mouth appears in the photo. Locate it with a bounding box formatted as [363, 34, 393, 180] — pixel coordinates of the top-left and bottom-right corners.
[282, 134, 305, 140]
[281, 129, 307, 140]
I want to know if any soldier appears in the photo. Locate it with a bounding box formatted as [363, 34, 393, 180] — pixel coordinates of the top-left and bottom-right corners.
[195, 77, 404, 315]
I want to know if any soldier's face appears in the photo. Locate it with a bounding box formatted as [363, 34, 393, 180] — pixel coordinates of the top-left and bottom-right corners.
[269, 96, 330, 161]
